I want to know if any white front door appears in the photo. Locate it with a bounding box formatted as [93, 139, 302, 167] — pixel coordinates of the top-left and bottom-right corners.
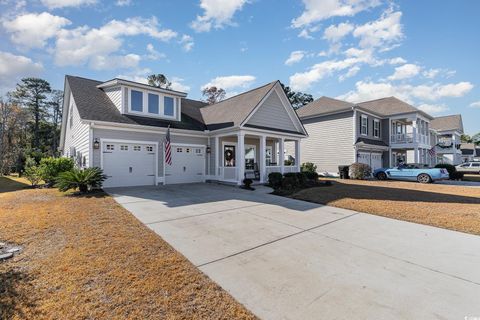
[103, 142, 156, 188]
[165, 146, 205, 184]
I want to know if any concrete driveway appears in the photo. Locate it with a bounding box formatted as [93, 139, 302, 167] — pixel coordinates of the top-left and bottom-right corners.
[108, 183, 480, 320]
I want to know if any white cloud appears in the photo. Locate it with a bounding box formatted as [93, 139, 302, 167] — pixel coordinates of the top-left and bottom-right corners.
[89, 53, 141, 70]
[190, 0, 248, 32]
[387, 63, 421, 81]
[202, 75, 255, 90]
[285, 51, 306, 66]
[3, 12, 71, 48]
[353, 9, 403, 48]
[339, 65, 360, 81]
[179, 34, 194, 52]
[145, 43, 166, 60]
[115, 0, 131, 6]
[0, 51, 43, 93]
[170, 77, 190, 92]
[423, 68, 440, 79]
[292, 0, 381, 29]
[41, 0, 96, 9]
[54, 17, 177, 68]
[323, 22, 354, 42]
[418, 103, 449, 114]
[388, 57, 407, 65]
[469, 101, 480, 109]
[338, 80, 474, 102]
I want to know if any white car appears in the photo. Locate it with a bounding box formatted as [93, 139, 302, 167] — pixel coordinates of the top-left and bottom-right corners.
[456, 162, 480, 174]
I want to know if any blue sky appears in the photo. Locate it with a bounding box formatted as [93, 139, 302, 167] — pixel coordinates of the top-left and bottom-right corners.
[1, 0, 479, 134]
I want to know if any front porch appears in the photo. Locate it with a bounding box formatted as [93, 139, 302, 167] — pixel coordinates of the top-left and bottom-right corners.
[212, 131, 301, 185]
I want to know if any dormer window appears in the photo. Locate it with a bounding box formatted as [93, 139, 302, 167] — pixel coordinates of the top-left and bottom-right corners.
[148, 93, 159, 114]
[164, 96, 174, 116]
[131, 90, 143, 112]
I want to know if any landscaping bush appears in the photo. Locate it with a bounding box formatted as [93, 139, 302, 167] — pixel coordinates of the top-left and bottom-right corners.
[242, 178, 253, 190]
[303, 171, 319, 182]
[348, 162, 372, 180]
[268, 172, 283, 189]
[23, 157, 42, 187]
[281, 172, 307, 190]
[450, 171, 464, 181]
[56, 167, 107, 193]
[300, 162, 317, 173]
[40, 157, 74, 187]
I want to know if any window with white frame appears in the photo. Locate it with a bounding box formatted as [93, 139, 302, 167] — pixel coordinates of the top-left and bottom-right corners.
[146, 146, 153, 152]
[148, 93, 159, 114]
[120, 145, 128, 151]
[360, 115, 368, 135]
[133, 146, 141, 151]
[164, 96, 174, 116]
[373, 119, 380, 138]
[106, 144, 114, 151]
[131, 90, 143, 112]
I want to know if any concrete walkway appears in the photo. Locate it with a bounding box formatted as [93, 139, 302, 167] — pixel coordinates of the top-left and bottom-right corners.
[108, 183, 480, 320]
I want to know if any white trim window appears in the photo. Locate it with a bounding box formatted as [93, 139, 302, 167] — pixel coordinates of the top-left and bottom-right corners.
[130, 90, 143, 112]
[373, 119, 380, 138]
[128, 87, 177, 119]
[360, 115, 368, 136]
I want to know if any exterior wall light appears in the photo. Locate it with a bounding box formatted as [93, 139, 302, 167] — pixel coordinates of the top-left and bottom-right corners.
[93, 138, 100, 149]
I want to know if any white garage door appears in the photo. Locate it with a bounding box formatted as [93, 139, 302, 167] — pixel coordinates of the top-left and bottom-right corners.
[358, 152, 383, 171]
[102, 142, 156, 188]
[165, 145, 205, 184]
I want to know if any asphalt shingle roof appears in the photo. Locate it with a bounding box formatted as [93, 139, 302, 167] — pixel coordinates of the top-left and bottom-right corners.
[66, 76, 284, 132]
[199, 81, 277, 130]
[430, 114, 464, 133]
[355, 97, 423, 117]
[296, 96, 352, 118]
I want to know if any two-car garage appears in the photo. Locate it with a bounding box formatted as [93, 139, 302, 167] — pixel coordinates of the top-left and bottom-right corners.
[101, 140, 205, 188]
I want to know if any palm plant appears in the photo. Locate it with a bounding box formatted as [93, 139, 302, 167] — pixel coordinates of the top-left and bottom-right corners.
[56, 167, 106, 193]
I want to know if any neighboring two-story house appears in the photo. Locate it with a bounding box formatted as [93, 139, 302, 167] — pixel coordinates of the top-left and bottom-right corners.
[293, 96, 438, 174]
[430, 115, 464, 165]
[60, 76, 307, 188]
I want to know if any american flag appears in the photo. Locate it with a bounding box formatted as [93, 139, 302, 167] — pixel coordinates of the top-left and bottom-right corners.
[165, 126, 172, 165]
[428, 146, 436, 157]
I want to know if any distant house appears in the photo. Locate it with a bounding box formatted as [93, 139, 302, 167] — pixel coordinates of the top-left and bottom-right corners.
[289, 96, 465, 175]
[460, 143, 479, 162]
[430, 115, 464, 165]
[59, 76, 307, 187]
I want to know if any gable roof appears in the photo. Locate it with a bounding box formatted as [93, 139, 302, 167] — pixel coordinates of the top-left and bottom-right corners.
[355, 96, 431, 118]
[199, 81, 277, 130]
[298, 96, 434, 119]
[296, 96, 352, 119]
[430, 114, 464, 133]
[66, 75, 206, 131]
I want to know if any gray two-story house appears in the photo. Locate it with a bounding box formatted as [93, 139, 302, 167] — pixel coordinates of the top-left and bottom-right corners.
[293, 96, 438, 174]
[430, 114, 464, 165]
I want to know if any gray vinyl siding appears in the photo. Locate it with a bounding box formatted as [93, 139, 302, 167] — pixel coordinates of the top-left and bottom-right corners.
[209, 137, 216, 175]
[301, 111, 354, 173]
[62, 93, 90, 168]
[92, 128, 207, 176]
[381, 119, 390, 145]
[356, 111, 383, 141]
[104, 86, 122, 112]
[246, 91, 298, 132]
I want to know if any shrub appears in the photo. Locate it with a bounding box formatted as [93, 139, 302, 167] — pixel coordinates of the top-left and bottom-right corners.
[450, 171, 464, 181]
[23, 157, 42, 186]
[56, 167, 106, 193]
[434, 163, 456, 177]
[281, 172, 307, 190]
[40, 157, 74, 187]
[243, 178, 253, 189]
[300, 162, 317, 173]
[303, 171, 319, 181]
[268, 172, 283, 189]
[349, 162, 372, 180]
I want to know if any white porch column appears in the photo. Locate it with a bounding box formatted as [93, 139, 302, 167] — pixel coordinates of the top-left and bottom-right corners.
[412, 119, 418, 143]
[414, 147, 419, 163]
[214, 136, 219, 177]
[259, 135, 266, 183]
[294, 140, 301, 171]
[279, 137, 285, 174]
[237, 132, 245, 185]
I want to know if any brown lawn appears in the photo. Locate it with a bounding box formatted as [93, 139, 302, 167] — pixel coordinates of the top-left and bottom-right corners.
[0, 176, 256, 320]
[289, 178, 480, 236]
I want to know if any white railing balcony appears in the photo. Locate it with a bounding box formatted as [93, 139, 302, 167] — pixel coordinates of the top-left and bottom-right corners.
[390, 133, 415, 144]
